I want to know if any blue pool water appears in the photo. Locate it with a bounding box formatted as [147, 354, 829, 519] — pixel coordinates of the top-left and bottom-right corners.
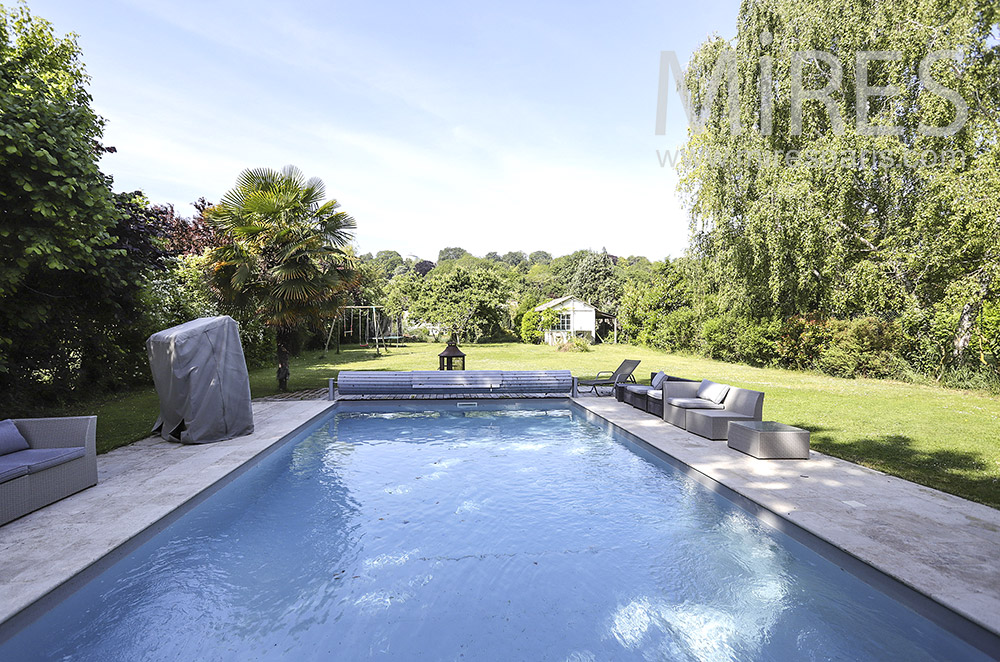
[0, 402, 991, 660]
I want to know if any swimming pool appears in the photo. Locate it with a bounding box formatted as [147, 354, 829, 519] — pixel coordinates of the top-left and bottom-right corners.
[0, 401, 992, 660]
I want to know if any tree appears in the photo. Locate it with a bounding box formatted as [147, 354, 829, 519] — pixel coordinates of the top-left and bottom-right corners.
[502, 251, 527, 268]
[207, 166, 358, 390]
[414, 260, 436, 276]
[0, 5, 145, 404]
[438, 247, 469, 262]
[617, 259, 692, 347]
[569, 250, 622, 312]
[408, 267, 512, 341]
[373, 250, 404, 278]
[679, 0, 999, 375]
[161, 198, 220, 256]
[529, 251, 553, 265]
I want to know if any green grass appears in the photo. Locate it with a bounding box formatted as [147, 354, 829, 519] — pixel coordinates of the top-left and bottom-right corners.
[64, 342, 1000, 508]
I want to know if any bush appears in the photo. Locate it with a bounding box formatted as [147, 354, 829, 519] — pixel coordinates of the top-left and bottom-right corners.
[520, 310, 543, 344]
[733, 318, 781, 366]
[658, 307, 699, 351]
[558, 336, 591, 352]
[701, 315, 780, 365]
[776, 315, 831, 370]
[817, 317, 905, 379]
[702, 315, 741, 362]
[816, 343, 857, 378]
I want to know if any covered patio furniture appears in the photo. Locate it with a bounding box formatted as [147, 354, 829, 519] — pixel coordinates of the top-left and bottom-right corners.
[576, 359, 640, 395]
[147, 316, 254, 444]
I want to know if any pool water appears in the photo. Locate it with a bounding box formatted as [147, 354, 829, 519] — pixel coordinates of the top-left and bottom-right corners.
[0, 402, 991, 660]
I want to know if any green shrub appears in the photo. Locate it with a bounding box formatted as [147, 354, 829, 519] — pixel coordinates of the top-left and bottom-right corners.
[733, 318, 781, 366]
[701, 315, 780, 365]
[702, 315, 740, 362]
[817, 343, 857, 378]
[520, 310, 543, 344]
[817, 317, 905, 379]
[662, 307, 699, 350]
[558, 336, 591, 352]
[777, 315, 831, 369]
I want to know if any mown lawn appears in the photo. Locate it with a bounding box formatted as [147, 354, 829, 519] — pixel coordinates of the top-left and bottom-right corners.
[67, 342, 1000, 509]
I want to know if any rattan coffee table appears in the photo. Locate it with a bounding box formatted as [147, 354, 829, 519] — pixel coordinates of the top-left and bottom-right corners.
[727, 420, 810, 459]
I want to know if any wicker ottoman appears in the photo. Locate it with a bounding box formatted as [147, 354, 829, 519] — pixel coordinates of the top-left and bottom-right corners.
[727, 421, 810, 459]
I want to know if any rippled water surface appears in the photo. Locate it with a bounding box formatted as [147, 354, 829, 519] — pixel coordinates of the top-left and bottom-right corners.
[2, 403, 990, 661]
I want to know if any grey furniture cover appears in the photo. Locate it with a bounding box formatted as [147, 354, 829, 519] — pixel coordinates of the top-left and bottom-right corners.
[147, 316, 254, 444]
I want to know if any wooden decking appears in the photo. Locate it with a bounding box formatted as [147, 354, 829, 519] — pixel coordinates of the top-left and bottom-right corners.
[255, 388, 328, 402]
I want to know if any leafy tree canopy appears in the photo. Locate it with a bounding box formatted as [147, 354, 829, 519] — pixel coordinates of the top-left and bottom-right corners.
[207, 165, 358, 389]
[679, 0, 999, 370]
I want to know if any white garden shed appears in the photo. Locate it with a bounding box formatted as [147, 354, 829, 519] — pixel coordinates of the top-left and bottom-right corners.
[534, 296, 617, 345]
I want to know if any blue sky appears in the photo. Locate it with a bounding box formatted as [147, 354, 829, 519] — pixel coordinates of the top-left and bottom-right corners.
[29, 0, 740, 261]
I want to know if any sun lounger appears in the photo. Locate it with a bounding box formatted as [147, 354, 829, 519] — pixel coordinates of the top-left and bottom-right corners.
[576, 360, 640, 396]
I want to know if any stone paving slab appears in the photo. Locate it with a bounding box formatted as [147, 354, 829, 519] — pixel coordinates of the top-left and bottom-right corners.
[573, 396, 1000, 637]
[0, 399, 333, 628]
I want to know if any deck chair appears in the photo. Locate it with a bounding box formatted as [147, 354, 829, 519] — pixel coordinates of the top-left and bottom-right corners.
[576, 359, 640, 396]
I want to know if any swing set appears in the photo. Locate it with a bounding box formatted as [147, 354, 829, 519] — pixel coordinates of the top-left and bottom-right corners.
[327, 306, 403, 356]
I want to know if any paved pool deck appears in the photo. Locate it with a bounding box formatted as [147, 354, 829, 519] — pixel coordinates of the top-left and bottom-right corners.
[1, 394, 998, 649]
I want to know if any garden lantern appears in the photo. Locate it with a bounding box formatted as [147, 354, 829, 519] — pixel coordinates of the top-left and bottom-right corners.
[438, 342, 466, 371]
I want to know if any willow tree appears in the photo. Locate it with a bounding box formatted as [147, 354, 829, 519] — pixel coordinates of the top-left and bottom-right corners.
[207, 166, 357, 390]
[678, 0, 999, 373]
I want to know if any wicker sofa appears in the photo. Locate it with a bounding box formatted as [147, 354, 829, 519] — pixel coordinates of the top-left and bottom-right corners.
[661, 380, 765, 440]
[0, 416, 98, 526]
[619, 372, 696, 410]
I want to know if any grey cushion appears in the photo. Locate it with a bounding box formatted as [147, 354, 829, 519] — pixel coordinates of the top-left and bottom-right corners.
[665, 397, 725, 410]
[625, 384, 653, 394]
[650, 371, 667, 389]
[0, 419, 30, 456]
[0, 447, 85, 475]
[697, 380, 730, 404]
[647, 390, 662, 400]
[0, 463, 28, 484]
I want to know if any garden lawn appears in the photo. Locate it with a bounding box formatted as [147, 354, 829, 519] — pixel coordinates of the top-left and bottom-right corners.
[68, 342, 1000, 509]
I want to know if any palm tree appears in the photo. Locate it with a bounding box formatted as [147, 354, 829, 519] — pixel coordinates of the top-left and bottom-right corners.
[207, 166, 358, 390]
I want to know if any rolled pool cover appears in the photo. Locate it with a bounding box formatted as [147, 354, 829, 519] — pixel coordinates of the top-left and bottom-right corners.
[147, 316, 254, 444]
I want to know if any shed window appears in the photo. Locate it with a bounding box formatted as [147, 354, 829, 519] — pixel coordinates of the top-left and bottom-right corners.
[554, 313, 571, 331]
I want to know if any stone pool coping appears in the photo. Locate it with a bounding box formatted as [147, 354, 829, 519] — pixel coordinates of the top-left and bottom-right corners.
[1, 395, 998, 649]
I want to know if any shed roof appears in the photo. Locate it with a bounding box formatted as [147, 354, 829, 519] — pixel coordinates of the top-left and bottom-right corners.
[534, 295, 590, 312]
[534, 295, 614, 318]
